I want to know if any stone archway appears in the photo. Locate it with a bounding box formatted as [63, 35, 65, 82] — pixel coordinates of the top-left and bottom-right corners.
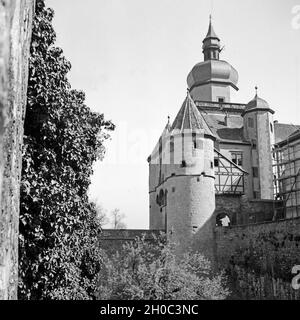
[215, 212, 231, 227]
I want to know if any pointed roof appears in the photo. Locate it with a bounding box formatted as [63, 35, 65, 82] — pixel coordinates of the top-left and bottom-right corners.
[171, 92, 215, 139]
[243, 88, 274, 115]
[203, 15, 220, 41]
[246, 94, 269, 109]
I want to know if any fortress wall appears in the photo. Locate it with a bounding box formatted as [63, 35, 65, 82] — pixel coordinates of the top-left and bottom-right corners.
[215, 195, 274, 225]
[215, 217, 300, 299]
[0, 0, 34, 299]
[99, 229, 163, 256]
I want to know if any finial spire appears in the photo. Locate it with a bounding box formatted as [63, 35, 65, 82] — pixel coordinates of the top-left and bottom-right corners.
[205, 15, 218, 40]
[210, 0, 214, 18]
[203, 15, 220, 61]
[255, 86, 258, 96]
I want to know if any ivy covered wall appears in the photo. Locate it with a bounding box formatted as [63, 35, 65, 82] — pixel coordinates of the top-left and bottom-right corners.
[215, 217, 300, 299]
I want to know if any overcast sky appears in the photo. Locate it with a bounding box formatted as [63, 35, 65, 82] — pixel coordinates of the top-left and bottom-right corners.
[47, 0, 300, 228]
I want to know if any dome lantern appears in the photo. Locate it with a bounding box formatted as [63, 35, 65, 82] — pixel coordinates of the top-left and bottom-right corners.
[202, 15, 221, 61]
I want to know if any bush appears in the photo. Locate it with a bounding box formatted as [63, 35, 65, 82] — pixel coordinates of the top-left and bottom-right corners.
[97, 234, 230, 300]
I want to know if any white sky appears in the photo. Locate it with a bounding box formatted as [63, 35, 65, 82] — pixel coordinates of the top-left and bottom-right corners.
[47, 0, 300, 228]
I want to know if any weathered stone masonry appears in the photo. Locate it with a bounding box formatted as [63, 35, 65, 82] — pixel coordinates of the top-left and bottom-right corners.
[0, 0, 34, 300]
[99, 229, 162, 255]
[215, 217, 300, 299]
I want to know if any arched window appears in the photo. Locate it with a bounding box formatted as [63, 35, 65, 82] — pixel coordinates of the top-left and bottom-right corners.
[216, 213, 231, 227]
[157, 189, 165, 207]
[248, 117, 254, 128]
[170, 136, 174, 152]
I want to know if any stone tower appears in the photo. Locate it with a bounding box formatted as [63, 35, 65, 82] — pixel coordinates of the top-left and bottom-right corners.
[243, 89, 275, 199]
[148, 92, 216, 259]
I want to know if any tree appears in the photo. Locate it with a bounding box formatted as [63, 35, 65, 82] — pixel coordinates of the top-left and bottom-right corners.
[110, 208, 126, 229]
[92, 201, 109, 228]
[97, 234, 230, 300]
[19, 0, 114, 299]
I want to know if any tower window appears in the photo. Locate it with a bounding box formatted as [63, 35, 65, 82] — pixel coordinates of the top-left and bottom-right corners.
[193, 140, 203, 149]
[181, 160, 187, 168]
[253, 191, 260, 199]
[210, 161, 213, 169]
[192, 133, 202, 149]
[157, 189, 165, 207]
[192, 133, 197, 149]
[231, 152, 243, 166]
[170, 136, 174, 152]
[170, 141, 174, 152]
[248, 117, 254, 128]
[214, 158, 219, 167]
[218, 97, 225, 103]
[252, 167, 259, 178]
[270, 123, 273, 133]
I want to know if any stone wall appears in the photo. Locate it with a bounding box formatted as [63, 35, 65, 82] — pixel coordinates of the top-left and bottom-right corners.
[215, 217, 300, 299]
[99, 229, 163, 256]
[215, 195, 275, 225]
[0, 0, 34, 300]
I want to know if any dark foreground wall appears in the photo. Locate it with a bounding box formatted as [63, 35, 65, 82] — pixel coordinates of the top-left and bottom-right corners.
[0, 0, 34, 299]
[215, 218, 300, 299]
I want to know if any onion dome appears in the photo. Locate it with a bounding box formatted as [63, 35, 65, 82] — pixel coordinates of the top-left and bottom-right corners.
[187, 60, 239, 91]
[202, 15, 221, 61]
[187, 16, 239, 91]
[243, 87, 274, 115]
[171, 91, 215, 140]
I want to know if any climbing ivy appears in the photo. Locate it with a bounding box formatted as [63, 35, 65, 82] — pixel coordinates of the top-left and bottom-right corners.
[19, 0, 114, 299]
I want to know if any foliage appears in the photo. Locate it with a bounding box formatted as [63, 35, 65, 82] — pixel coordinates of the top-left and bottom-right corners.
[19, 0, 114, 299]
[232, 231, 300, 282]
[97, 234, 230, 300]
[92, 201, 109, 228]
[110, 208, 126, 229]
